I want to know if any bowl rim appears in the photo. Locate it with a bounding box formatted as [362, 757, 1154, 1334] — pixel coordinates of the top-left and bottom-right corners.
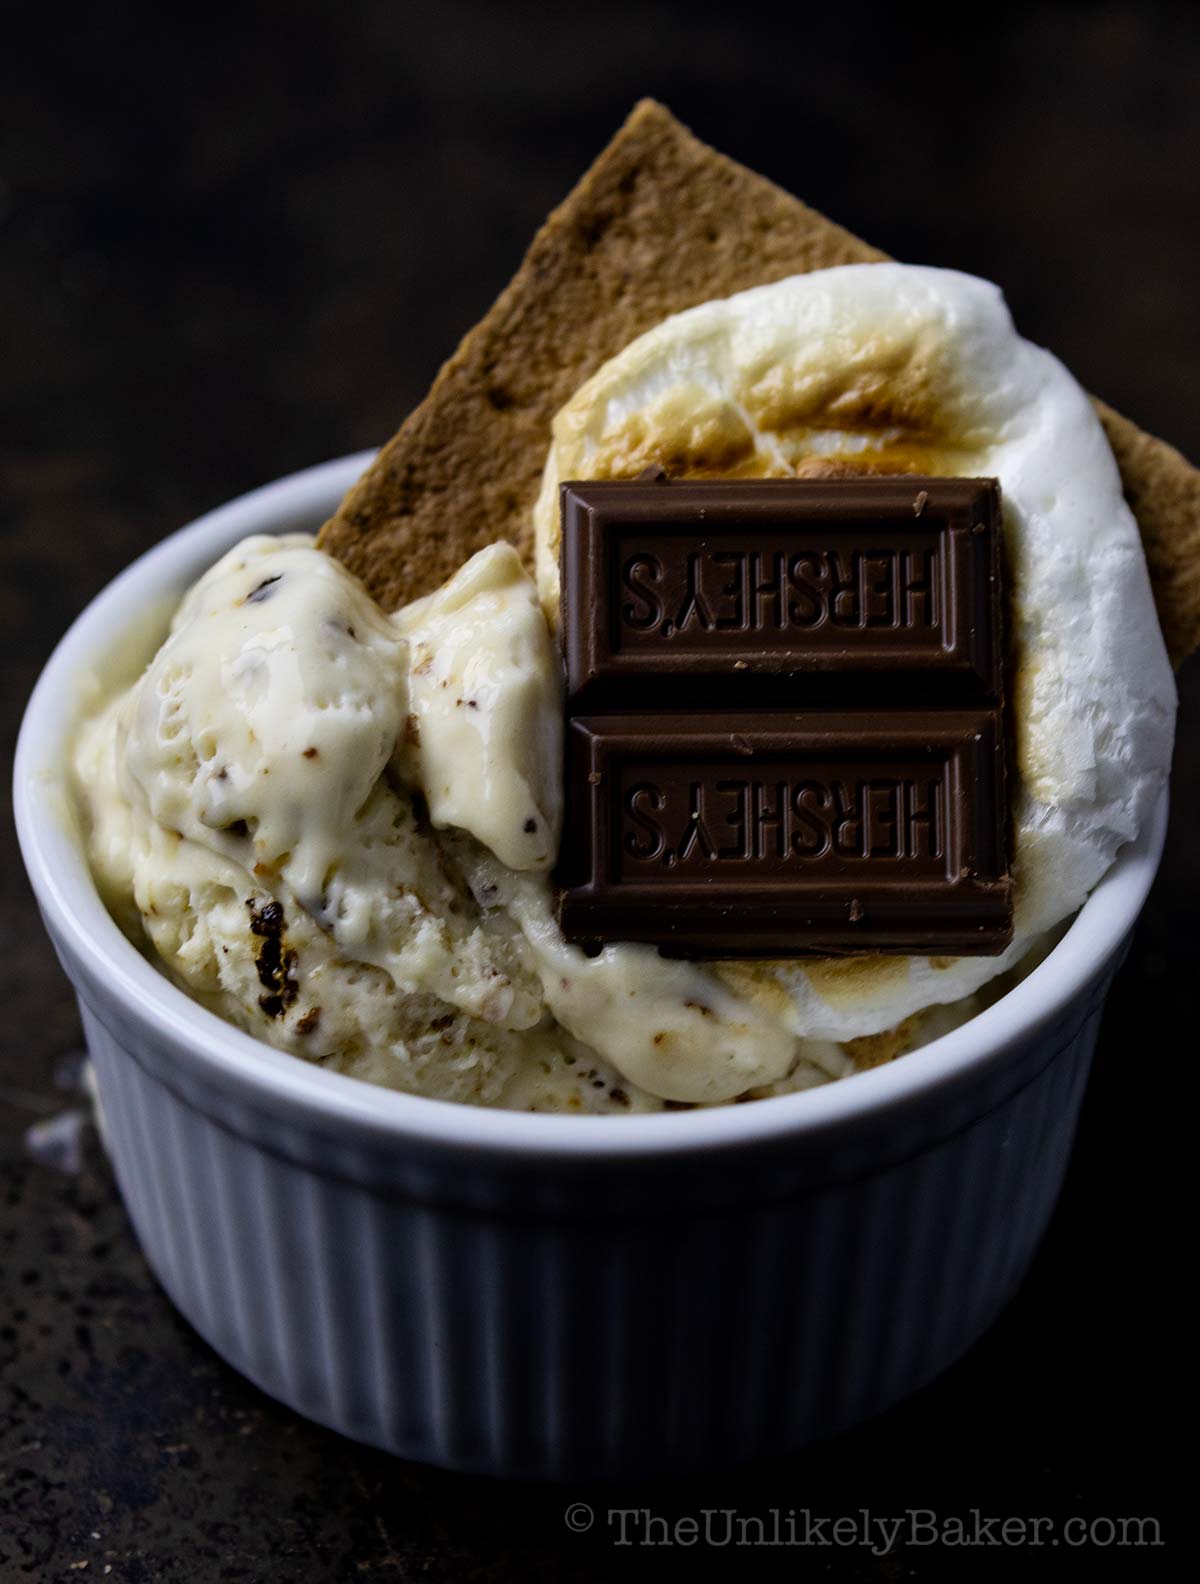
[14, 451, 1168, 1160]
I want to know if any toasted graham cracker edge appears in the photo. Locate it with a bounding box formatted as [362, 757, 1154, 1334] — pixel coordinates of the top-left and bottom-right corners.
[317, 99, 881, 610]
[319, 98, 1199, 666]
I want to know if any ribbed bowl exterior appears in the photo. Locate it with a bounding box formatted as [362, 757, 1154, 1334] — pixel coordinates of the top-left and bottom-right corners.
[61, 927, 1115, 1480]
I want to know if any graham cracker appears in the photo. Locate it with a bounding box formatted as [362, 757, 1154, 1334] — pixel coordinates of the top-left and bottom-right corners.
[1092, 403, 1200, 665]
[318, 99, 1199, 666]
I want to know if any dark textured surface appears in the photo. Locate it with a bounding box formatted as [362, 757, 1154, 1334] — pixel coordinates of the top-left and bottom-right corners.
[1, 2, 1194, 1577]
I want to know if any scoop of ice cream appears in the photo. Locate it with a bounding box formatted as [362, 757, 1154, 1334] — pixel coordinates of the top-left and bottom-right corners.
[76, 533, 846, 1107]
[88, 534, 546, 1034]
[126, 534, 408, 905]
[533, 263, 1176, 1039]
[393, 542, 562, 871]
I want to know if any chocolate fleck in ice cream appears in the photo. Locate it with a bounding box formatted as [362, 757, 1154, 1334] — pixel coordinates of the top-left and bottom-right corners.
[72, 108, 1185, 1112]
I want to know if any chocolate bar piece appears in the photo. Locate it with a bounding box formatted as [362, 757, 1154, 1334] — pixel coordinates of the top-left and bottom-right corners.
[555, 475, 1013, 958]
[560, 477, 1004, 708]
[558, 712, 1011, 956]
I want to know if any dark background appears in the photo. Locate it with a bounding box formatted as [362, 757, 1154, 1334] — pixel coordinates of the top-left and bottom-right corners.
[2, 2, 1195, 1578]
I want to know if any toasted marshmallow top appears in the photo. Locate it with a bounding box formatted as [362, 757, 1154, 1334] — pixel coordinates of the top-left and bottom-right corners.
[534, 264, 1176, 1038]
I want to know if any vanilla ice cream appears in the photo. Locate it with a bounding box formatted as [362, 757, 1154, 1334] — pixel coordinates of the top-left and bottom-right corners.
[73, 264, 1175, 1110]
[74, 530, 849, 1108]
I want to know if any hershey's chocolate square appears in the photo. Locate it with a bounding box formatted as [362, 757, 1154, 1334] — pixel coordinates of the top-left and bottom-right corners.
[555, 476, 1012, 957]
[560, 476, 1004, 708]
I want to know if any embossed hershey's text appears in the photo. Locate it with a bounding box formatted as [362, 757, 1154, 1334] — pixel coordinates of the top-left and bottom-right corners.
[616, 536, 941, 645]
[617, 769, 946, 881]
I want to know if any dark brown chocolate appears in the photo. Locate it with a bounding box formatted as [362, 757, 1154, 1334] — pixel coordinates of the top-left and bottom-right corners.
[558, 712, 1011, 956]
[560, 477, 1004, 708]
[555, 475, 1012, 958]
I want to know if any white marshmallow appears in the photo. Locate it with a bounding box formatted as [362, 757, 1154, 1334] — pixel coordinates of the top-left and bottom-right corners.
[534, 265, 1176, 1039]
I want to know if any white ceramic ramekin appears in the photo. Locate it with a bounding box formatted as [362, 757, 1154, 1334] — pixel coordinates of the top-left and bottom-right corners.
[15, 454, 1168, 1480]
